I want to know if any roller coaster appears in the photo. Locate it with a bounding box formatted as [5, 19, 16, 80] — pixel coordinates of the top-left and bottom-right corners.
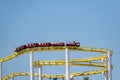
[0, 41, 113, 80]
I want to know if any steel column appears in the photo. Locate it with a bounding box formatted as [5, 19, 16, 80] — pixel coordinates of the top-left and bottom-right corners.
[30, 52, 34, 80]
[39, 66, 43, 80]
[102, 71, 108, 80]
[107, 51, 112, 80]
[103, 58, 108, 80]
[65, 48, 70, 80]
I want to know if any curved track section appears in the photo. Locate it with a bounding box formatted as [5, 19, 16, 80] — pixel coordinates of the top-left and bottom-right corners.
[34, 56, 108, 68]
[0, 46, 112, 63]
[0, 46, 113, 80]
[3, 70, 107, 79]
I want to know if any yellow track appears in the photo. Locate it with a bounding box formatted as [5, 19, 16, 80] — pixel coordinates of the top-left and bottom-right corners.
[0, 46, 112, 80]
[3, 70, 107, 79]
[34, 56, 108, 68]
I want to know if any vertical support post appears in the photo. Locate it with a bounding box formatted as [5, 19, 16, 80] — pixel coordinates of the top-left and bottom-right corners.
[84, 76, 89, 80]
[104, 72, 108, 80]
[30, 52, 34, 80]
[11, 77, 14, 80]
[107, 51, 112, 80]
[0, 62, 2, 80]
[39, 66, 43, 80]
[70, 78, 74, 80]
[103, 58, 108, 80]
[65, 48, 70, 80]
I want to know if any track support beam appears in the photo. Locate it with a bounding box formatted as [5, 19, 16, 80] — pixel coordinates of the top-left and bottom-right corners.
[30, 52, 34, 80]
[105, 72, 108, 80]
[65, 48, 70, 80]
[39, 66, 43, 80]
[107, 51, 112, 80]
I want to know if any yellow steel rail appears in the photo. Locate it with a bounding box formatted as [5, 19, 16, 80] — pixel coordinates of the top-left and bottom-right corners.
[34, 58, 107, 68]
[0, 46, 112, 80]
[0, 46, 112, 63]
[3, 70, 107, 80]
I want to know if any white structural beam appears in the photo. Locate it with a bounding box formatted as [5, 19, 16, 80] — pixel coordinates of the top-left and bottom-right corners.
[0, 62, 2, 80]
[102, 71, 108, 80]
[70, 78, 74, 80]
[65, 48, 70, 80]
[39, 66, 43, 80]
[105, 72, 108, 80]
[107, 51, 112, 80]
[30, 52, 34, 80]
[103, 58, 108, 80]
[11, 77, 14, 80]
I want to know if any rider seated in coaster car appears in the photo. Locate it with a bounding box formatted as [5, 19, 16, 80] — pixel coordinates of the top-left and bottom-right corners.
[14, 44, 27, 52]
[38, 42, 50, 47]
[50, 42, 65, 46]
[66, 41, 80, 47]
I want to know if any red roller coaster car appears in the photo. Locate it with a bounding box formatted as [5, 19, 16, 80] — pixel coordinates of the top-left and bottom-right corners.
[66, 41, 80, 47]
[50, 42, 64, 46]
[14, 41, 80, 52]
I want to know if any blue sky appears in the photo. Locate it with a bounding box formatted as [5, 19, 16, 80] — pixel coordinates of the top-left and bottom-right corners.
[0, 0, 120, 80]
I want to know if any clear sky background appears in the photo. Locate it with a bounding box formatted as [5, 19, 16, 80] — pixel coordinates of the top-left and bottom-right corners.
[0, 0, 120, 80]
